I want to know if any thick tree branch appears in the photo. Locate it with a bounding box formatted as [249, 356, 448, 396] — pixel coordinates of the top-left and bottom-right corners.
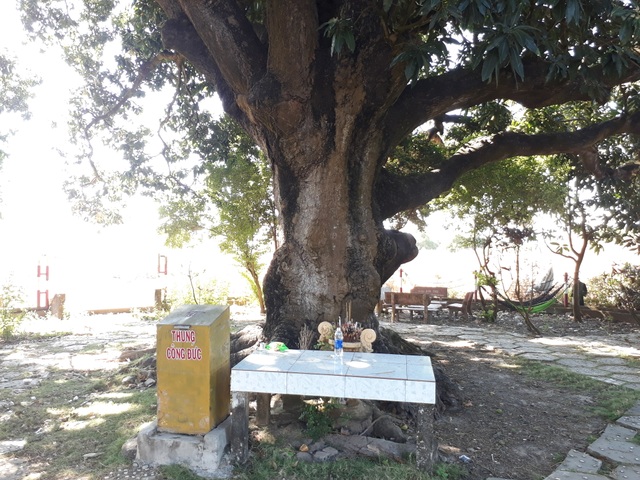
[451, 111, 640, 171]
[385, 58, 640, 149]
[154, 0, 184, 18]
[176, 0, 267, 95]
[159, 15, 245, 124]
[376, 111, 640, 219]
[265, 0, 318, 97]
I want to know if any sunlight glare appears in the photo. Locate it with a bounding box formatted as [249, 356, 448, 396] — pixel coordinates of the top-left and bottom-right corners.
[74, 401, 137, 417]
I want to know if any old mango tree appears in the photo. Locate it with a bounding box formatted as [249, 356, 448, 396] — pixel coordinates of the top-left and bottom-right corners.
[20, 0, 640, 345]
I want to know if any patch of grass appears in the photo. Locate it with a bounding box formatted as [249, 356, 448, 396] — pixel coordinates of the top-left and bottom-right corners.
[598, 460, 616, 476]
[0, 369, 156, 479]
[299, 401, 338, 440]
[514, 358, 640, 420]
[433, 462, 467, 479]
[79, 342, 107, 353]
[2, 331, 74, 343]
[26, 331, 74, 340]
[623, 356, 640, 368]
[586, 434, 599, 443]
[159, 464, 207, 480]
[632, 433, 640, 445]
[233, 442, 466, 480]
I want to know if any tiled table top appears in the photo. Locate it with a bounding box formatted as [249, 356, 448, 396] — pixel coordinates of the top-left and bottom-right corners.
[231, 350, 435, 404]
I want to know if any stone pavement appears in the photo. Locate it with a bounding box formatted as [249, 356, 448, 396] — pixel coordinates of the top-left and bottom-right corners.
[384, 321, 640, 480]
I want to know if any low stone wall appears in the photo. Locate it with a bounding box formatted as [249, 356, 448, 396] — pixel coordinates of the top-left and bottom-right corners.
[546, 305, 639, 323]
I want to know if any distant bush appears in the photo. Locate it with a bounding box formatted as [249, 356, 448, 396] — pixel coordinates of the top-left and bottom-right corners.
[588, 263, 640, 310]
[166, 278, 231, 308]
[0, 280, 27, 340]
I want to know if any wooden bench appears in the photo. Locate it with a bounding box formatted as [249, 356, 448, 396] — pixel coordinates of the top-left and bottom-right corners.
[411, 286, 448, 299]
[447, 291, 474, 319]
[384, 291, 432, 322]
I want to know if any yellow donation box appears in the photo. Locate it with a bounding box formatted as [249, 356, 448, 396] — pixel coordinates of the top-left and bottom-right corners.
[156, 305, 230, 435]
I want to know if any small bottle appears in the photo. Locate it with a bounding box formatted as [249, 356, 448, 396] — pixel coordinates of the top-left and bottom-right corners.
[334, 316, 344, 357]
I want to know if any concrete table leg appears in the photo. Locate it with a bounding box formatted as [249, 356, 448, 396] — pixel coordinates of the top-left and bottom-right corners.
[256, 393, 271, 426]
[230, 391, 249, 464]
[415, 403, 438, 471]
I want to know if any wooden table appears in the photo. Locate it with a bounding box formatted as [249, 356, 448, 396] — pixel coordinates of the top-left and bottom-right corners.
[230, 349, 437, 470]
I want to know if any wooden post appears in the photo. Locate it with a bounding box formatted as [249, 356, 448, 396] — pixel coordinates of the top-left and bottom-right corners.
[50, 294, 66, 320]
[422, 294, 430, 323]
[391, 293, 397, 323]
[154, 289, 165, 310]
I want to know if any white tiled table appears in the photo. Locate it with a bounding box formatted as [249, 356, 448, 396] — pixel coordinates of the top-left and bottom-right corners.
[229, 350, 437, 469]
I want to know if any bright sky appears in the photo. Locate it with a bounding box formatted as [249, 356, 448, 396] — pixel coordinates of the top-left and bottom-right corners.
[0, 3, 218, 309]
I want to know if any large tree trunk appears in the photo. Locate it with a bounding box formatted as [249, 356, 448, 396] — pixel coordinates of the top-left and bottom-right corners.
[263, 230, 417, 346]
[261, 143, 417, 345]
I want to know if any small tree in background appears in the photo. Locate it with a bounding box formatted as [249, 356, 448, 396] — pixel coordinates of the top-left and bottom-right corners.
[452, 218, 500, 322]
[547, 172, 640, 323]
[160, 117, 277, 313]
[546, 187, 597, 322]
[497, 227, 547, 335]
[206, 129, 276, 314]
[535, 94, 640, 322]
[588, 264, 640, 321]
[165, 263, 230, 308]
[438, 151, 566, 333]
[0, 279, 27, 340]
